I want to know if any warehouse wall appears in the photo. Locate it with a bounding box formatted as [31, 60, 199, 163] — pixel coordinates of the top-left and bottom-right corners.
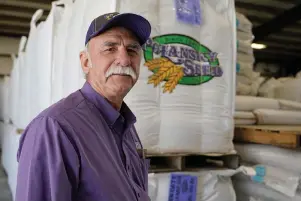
[0, 36, 20, 75]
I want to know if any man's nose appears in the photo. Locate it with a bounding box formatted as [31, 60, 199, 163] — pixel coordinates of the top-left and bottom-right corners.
[116, 48, 131, 67]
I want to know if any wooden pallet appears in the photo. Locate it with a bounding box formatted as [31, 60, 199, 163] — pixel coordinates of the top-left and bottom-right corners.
[234, 125, 301, 149]
[146, 152, 240, 173]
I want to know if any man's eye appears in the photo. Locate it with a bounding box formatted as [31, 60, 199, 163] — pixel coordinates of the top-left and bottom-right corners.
[128, 49, 138, 54]
[106, 48, 116, 52]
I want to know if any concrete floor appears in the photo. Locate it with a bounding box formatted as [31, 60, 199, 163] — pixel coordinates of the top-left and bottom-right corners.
[0, 160, 12, 201]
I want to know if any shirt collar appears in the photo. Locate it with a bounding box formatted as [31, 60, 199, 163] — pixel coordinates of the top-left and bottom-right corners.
[80, 82, 136, 127]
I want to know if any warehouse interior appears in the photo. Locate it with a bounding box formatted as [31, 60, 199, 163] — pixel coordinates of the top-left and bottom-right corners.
[1, 0, 301, 201]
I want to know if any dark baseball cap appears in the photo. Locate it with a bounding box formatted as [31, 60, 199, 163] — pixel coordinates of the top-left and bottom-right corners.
[85, 12, 151, 46]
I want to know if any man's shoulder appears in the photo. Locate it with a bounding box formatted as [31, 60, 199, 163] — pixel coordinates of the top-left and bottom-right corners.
[38, 90, 86, 120]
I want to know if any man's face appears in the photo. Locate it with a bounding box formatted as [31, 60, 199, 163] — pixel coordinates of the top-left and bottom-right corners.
[80, 26, 142, 98]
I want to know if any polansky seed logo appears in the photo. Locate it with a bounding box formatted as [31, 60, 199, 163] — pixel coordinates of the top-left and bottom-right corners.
[143, 34, 223, 93]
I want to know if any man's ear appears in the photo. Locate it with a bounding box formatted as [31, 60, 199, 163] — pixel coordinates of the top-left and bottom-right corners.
[80, 51, 90, 75]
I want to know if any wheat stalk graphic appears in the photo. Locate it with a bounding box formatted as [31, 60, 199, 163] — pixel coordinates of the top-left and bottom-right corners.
[144, 58, 184, 93]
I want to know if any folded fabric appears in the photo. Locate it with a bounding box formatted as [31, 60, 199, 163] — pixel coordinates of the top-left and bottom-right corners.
[254, 109, 301, 125]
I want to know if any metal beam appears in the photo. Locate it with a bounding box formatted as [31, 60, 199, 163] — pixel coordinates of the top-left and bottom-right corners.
[253, 3, 301, 42]
[0, 0, 50, 10]
[0, 20, 29, 28]
[235, 0, 295, 9]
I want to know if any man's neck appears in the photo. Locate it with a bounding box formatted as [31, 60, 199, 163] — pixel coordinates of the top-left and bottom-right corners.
[88, 81, 123, 111]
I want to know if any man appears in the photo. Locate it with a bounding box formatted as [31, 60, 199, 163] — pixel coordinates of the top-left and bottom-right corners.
[15, 12, 151, 201]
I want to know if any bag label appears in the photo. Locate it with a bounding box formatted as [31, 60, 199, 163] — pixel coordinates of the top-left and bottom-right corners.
[168, 174, 198, 201]
[174, 0, 202, 25]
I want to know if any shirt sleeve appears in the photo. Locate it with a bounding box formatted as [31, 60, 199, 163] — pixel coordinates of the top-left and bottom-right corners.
[15, 116, 80, 201]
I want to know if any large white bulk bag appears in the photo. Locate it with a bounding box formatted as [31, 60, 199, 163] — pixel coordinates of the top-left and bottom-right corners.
[62, 0, 88, 97]
[235, 143, 301, 174]
[51, 0, 74, 103]
[32, 2, 64, 115]
[121, 0, 236, 153]
[2, 76, 10, 123]
[148, 170, 236, 201]
[15, 37, 28, 128]
[1, 123, 20, 201]
[9, 54, 20, 126]
[24, 10, 44, 124]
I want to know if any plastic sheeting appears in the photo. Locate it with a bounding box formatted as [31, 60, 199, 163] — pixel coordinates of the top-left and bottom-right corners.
[235, 143, 301, 174]
[233, 179, 301, 201]
[148, 170, 236, 201]
[123, 0, 236, 153]
[254, 109, 301, 125]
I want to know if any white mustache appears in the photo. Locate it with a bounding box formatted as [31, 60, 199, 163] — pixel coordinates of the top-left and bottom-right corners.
[105, 66, 137, 80]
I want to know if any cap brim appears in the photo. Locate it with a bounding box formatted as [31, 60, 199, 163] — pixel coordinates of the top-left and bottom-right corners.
[90, 13, 151, 46]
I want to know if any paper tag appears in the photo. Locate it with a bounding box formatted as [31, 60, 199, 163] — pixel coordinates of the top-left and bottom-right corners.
[174, 0, 202, 25]
[168, 174, 198, 201]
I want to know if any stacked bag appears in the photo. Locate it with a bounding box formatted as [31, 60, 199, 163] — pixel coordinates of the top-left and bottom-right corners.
[235, 12, 265, 96]
[235, 95, 301, 125]
[233, 143, 301, 201]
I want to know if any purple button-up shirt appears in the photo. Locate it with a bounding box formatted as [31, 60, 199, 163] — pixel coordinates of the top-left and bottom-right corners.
[16, 82, 150, 201]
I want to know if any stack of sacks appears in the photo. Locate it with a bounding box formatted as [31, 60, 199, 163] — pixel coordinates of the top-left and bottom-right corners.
[148, 170, 236, 201]
[236, 12, 265, 96]
[257, 76, 294, 99]
[274, 77, 301, 102]
[234, 96, 279, 125]
[258, 77, 282, 98]
[235, 96, 301, 125]
[233, 143, 301, 201]
[122, 0, 236, 154]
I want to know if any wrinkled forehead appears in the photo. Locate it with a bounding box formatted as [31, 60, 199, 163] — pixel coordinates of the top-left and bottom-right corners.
[93, 27, 140, 46]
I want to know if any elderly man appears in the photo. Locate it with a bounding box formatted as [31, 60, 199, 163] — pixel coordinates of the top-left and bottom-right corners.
[15, 12, 151, 201]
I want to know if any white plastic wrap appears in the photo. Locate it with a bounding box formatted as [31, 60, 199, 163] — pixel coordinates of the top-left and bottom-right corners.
[235, 143, 301, 174]
[233, 179, 301, 201]
[237, 30, 253, 43]
[237, 52, 255, 64]
[236, 83, 251, 96]
[235, 96, 280, 111]
[123, 0, 236, 153]
[148, 170, 236, 201]
[254, 108, 301, 125]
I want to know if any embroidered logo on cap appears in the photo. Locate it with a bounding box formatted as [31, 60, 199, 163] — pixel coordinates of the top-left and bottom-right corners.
[105, 12, 119, 20]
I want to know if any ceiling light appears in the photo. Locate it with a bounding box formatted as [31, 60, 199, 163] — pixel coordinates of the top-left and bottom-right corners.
[251, 43, 267, 50]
